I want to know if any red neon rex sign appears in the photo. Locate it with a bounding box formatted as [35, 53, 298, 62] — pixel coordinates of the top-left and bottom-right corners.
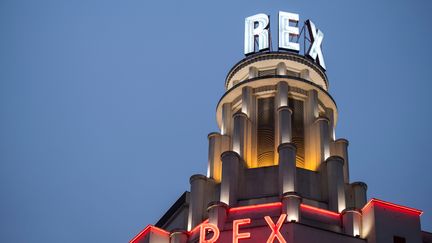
[130, 199, 423, 243]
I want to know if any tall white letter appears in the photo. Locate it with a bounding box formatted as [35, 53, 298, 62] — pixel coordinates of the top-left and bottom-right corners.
[306, 20, 326, 70]
[278, 11, 300, 52]
[244, 13, 269, 55]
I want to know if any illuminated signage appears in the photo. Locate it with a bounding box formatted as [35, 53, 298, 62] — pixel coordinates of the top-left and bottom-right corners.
[199, 223, 219, 243]
[199, 214, 288, 243]
[244, 11, 326, 70]
[244, 14, 270, 54]
[232, 218, 251, 243]
[264, 214, 287, 243]
[130, 200, 424, 243]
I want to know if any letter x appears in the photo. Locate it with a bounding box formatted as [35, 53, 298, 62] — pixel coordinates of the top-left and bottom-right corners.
[264, 214, 287, 243]
[306, 20, 326, 70]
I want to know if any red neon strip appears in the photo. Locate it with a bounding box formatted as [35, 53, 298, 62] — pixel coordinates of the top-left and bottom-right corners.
[229, 202, 282, 213]
[130, 225, 169, 243]
[189, 219, 210, 236]
[300, 204, 340, 218]
[362, 198, 423, 216]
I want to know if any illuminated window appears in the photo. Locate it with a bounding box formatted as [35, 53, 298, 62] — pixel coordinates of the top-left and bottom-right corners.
[257, 97, 275, 166]
[393, 236, 406, 243]
[288, 98, 305, 167]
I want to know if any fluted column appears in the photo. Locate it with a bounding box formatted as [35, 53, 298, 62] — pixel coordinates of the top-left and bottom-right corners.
[232, 112, 248, 161]
[314, 117, 331, 165]
[276, 81, 291, 146]
[188, 175, 215, 230]
[221, 135, 230, 153]
[325, 108, 335, 140]
[221, 103, 232, 136]
[331, 138, 350, 183]
[278, 143, 297, 194]
[342, 208, 362, 237]
[304, 90, 319, 170]
[241, 86, 253, 117]
[220, 151, 241, 206]
[207, 201, 228, 230]
[282, 192, 302, 222]
[351, 182, 368, 209]
[276, 81, 289, 107]
[241, 87, 254, 166]
[278, 107, 292, 145]
[170, 230, 188, 243]
[324, 156, 346, 212]
[208, 133, 222, 182]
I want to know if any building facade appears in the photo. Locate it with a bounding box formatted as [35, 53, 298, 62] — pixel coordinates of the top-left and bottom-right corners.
[130, 14, 431, 243]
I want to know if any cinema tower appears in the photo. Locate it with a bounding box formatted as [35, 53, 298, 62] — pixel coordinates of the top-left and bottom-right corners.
[130, 50, 431, 243]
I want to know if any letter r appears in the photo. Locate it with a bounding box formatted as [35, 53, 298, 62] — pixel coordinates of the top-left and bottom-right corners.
[199, 223, 220, 243]
[244, 13, 270, 55]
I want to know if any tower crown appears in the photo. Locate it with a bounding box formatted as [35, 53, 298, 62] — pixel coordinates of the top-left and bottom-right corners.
[215, 51, 337, 171]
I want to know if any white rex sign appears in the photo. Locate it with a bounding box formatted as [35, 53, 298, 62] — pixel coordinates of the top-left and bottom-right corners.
[244, 11, 326, 70]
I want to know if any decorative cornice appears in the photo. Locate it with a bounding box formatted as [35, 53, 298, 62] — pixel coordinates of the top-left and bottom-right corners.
[225, 52, 328, 90]
[217, 75, 337, 112]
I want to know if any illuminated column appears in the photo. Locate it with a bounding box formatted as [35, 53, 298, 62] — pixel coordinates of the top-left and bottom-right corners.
[314, 117, 330, 164]
[221, 103, 232, 136]
[220, 103, 232, 159]
[304, 90, 319, 170]
[276, 81, 292, 147]
[220, 151, 241, 206]
[188, 175, 215, 230]
[241, 86, 253, 117]
[331, 138, 350, 183]
[221, 135, 230, 154]
[278, 143, 297, 194]
[278, 107, 292, 144]
[241, 87, 254, 165]
[341, 209, 362, 237]
[232, 112, 248, 161]
[276, 81, 289, 107]
[282, 192, 302, 222]
[351, 182, 368, 209]
[208, 132, 222, 182]
[170, 230, 188, 243]
[324, 156, 346, 212]
[207, 201, 228, 230]
[325, 108, 335, 140]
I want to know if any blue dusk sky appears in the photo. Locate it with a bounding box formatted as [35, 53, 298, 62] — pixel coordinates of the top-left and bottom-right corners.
[1, 0, 431, 242]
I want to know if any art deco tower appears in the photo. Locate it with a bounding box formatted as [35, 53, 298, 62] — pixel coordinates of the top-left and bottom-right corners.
[186, 51, 367, 232]
[130, 14, 430, 243]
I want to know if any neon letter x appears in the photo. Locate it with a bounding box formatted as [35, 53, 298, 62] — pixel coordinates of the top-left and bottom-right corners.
[264, 214, 287, 243]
